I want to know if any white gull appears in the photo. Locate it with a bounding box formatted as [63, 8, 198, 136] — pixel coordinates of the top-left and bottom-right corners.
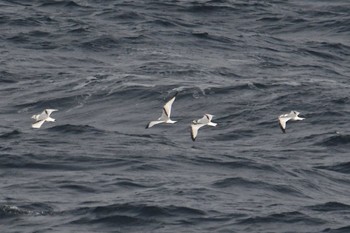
[191, 114, 217, 141]
[32, 109, 58, 129]
[278, 111, 304, 133]
[146, 93, 178, 128]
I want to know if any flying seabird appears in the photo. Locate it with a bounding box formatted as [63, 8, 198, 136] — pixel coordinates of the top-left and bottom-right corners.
[191, 114, 217, 141]
[146, 93, 178, 128]
[278, 111, 304, 133]
[31, 109, 58, 129]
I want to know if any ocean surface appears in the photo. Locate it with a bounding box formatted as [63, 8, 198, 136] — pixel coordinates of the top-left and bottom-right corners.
[1, 0, 350, 232]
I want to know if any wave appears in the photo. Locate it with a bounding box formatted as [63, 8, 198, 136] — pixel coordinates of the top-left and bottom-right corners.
[15, 94, 90, 109]
[39, 0, 86, 8]
[307, 202, 350, 212]
[214, 129, 255, 141]
[113, 11, 144, 21]
[212, 177, 307, 198]
[316, 162, 350, 174]
[319, 134, 350, 147]
[58, 184, 96, 193]
[208, 83, 269, 95]
[0, 159, 84, 170]
[123, 163, 164, 172]
[80, 34, 148, 51]
[312, 42, 350, 57]
[69, 203, 206, 226]
[0, 130, 21, 139]
[80, 36, 121, 51]
[184, 3, 237, 14]
[0, 205, 30, 217]
[191, 31, 238, 44]
[48, 124, 106, 135]
[72, 214, 150, 226]
[112, 180, 150, 189]
[299, 48, 342, 61]
[323, 225, 350, 233]
[0, 203, 53, 217]
[0, 71, 18, 83]
[238, 211, 324, 225]
[331, 97, 349, 105]
[189, 156, 281, 175]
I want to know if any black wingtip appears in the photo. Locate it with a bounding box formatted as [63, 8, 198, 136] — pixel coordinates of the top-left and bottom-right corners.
[165, 92, 178, 103]
[191, 132, 196, 141]
[279, 122, 286, 133]
[146, 123, 150, 129]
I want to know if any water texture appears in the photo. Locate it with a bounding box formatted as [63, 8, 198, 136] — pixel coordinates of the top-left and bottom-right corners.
[0, 0, 350, 232]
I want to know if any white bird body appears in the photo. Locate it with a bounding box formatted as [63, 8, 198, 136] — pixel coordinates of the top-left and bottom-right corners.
[278, 111, 304, 133]
[146, 93, 178, 128]
[31, 109, 58, 129]
[191, 114, 217, 141]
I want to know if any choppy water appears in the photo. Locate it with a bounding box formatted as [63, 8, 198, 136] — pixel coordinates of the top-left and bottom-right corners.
[1, 0, 350, 232]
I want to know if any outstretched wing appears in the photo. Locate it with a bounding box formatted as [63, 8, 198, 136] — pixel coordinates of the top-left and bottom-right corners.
[196, 115, 210, 125]
[146, 120, 164, 129]
[160, 93, 178, 120]
[205, 114, 214, 122]
[45, 109, 58, 117]
[32, 120, 46, 129]
[191, 123, 205, 141]
[35, 111, 48, 121]
[278, 116, 290, 133]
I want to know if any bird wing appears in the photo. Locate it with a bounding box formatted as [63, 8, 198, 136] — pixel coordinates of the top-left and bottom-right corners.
[160, 93, 177, 120]
[45, 109, 58, 116]
[208, 122, 217, 127]
[191, 123, 205, 141]
[35, 111, 48, 121]
[160, 108, 169, 121]
[196, 115, 210, 124]
[146, 120, 164, 129]
[32, 120, 46, 129]
[278, 116, 290, 133]
[205, 114, 213, 122]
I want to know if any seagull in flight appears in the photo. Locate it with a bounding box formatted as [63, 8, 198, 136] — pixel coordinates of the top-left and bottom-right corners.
[278, 111, 304, 133]
[191, 114, 217, 141]
[31, 109, 58, 129]
[146, 93, 178, 128]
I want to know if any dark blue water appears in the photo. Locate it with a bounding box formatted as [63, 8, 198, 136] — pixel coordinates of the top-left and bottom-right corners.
[1, 0, 350, 232]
